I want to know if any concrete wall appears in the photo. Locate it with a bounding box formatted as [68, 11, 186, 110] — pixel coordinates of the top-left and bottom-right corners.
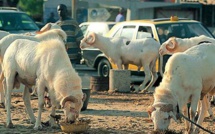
[139, 8, 154, 19]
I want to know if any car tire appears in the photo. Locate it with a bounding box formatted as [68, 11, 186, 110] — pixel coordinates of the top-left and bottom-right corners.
[98, 59, 111, 77]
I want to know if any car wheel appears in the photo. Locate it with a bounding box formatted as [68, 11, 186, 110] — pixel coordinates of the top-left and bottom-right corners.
[98, 59, 111, 77]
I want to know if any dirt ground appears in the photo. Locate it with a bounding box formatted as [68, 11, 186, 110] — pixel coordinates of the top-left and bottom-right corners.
[0, 90, 214, 134]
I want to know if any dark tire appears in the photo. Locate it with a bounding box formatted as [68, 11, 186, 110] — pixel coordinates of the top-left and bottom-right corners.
[90, 76, 109, 92]
[98, 59, 111, 77]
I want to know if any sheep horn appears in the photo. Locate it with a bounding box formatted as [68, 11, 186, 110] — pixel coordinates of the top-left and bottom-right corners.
[36, 23, 51, 34]
[147, 105, 156, 118]
[61, 96, 78, 108]
[86, 32, 96, 45]
[154, 103, 173, 112]
[166, 37, 177, 51]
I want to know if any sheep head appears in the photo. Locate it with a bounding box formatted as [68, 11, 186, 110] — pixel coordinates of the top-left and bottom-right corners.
[80, 32, 96, 49]
[159, 37, 178, 56]
[149, 103, 178, 131]
[60, 95, 84, 123]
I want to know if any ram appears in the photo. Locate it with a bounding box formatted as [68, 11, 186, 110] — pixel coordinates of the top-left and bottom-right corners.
[148, 43, 215, 133]
[0, 29, 67, 107]
[159, 35, 215, 120]
[80, 32, 161, 92]
[3, 38, 84, 130]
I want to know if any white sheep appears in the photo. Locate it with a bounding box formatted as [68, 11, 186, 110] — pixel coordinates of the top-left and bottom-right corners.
[159, 35, 215, 120]
[148, 43, 215, 133]
[80, 32, 161, 92]
[0, 29, 67, 107]
[3, 38, 84, 130]
[159, 35, 215, 56]
[0, 30, 10, 39]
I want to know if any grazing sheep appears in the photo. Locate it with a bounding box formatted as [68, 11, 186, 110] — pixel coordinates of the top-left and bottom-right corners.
[80, 32, 161, 92]
[159, 35, 215, 120]
[148, 43, 215, 133]
[3, 38, 84, 130]
[159, 35, 215, 56]
[0, 29, 67, 107]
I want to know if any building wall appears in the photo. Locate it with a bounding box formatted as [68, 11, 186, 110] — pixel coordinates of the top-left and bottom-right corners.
[139, 8, 154, 19]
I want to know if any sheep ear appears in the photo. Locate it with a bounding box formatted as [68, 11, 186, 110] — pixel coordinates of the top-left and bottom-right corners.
[169, 111, 179, 123]
[61, 96, 78, 108]
[147, 106, 156, 118]
[166, 37, 177, 51]
[86, 32, 96, 45]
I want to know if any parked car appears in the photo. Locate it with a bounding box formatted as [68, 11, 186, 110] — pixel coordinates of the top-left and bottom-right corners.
[82, 17, 214, 77]
[79, 21, 117, 36]
[0, 7, 39, 34]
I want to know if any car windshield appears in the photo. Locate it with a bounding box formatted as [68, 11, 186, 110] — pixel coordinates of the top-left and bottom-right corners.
[0, 12, 39, 32]
[156, 22, 214, 44]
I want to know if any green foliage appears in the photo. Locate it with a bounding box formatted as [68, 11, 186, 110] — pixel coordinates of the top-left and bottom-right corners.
[18, 0, 43, 16]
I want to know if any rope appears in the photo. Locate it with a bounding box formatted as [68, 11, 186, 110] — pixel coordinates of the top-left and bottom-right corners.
[176, 104, 214, 134]
[179, 112, 214, 134]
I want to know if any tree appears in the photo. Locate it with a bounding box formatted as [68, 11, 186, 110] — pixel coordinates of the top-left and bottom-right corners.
[18, 0, 44, 21]
[7, 0, 19, 7]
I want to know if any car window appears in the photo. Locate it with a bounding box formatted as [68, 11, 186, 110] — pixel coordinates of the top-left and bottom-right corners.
[156, 23, 213, 44]
[120, 25, 136, 40]
[136, 26, 153, 39]
[0, 12, 39, 32]
[108, 24, 115, 31]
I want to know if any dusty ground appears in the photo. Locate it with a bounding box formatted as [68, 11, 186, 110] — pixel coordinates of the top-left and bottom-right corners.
[0, 90, 214, 134]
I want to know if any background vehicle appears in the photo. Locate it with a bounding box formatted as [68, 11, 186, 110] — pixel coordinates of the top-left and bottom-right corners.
[82, 17, 214, 78]
[79, 21, 116, 36]
[0, 7, 39, 34]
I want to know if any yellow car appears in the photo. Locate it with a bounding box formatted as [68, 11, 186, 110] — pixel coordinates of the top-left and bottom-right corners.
[81, 17, 214, 77]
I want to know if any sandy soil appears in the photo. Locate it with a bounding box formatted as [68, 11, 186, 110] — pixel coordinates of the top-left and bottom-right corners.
[0, 90, 214, 134]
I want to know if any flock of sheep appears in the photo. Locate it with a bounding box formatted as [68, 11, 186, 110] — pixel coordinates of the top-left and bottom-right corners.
[81, 32, 215, 133]
[0, 21, 214, 133]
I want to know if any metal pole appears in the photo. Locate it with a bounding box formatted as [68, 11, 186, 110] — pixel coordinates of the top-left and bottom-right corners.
[72, 0, 76, 19]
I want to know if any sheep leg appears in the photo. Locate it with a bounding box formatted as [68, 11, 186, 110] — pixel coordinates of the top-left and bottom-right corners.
[116, 61, 123, 70]
[206, 95, 214, 120]
[49, 106, 58, 128]
[141, 62, 158, 93]
[0, 72, 5, 107]
[138, 65, 151, 92]
[192, 96, 207, 134]
[34, 82, 45, 130]
[182, 106, 189, 131]
[22, 86, 36, 124]
[188, 96, 201, 133]
[194, 101, 201, 122]
[5, 73, 15, 128]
